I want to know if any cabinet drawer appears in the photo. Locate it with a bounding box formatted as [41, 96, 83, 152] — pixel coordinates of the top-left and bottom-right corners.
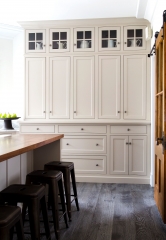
[21, 125, 55, 133]
[61, 156, 106, 174]
[61, 136, 106, 154]
[110, 126, 146, 134]
[58, 125, 106, 134]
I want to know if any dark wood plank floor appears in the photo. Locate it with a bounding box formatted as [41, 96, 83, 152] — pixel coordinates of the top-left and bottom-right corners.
[14, 183, 166, 240]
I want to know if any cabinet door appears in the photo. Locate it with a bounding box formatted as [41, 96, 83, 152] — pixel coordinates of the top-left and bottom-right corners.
[73, 56, 94, 118]
[49, 57, 70, 118]
[99, 56, 120, 118]
[110, 136, 128, 175]
[99, 27, 120, 51]
[128, 136, 146, 175]
[26, 30, 46, 53]
[124, 55, 146, 119]
[25, 58, 46, 119]
[49, 29, 70, 52]
[73, 28, 94, 52]
[124, 26, 146, 50]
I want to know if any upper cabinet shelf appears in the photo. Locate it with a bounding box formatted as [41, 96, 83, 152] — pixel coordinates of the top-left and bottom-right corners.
[49, 29, 70, 52]
[26, 30, 46, 53]
[99, 27, 120, 51]
[73, 28, 94, 52]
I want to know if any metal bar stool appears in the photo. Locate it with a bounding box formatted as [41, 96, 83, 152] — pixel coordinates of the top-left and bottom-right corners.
[0, 184, 51, 240]
[0, 205, 24, 240]
[23, 170, 68, 240]
[44, 161, 79, 221]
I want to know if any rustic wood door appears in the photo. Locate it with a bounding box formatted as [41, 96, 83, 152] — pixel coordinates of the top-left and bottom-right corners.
[154, 18, 166, 222]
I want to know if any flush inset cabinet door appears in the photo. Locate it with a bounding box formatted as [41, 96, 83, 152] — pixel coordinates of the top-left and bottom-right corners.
[73, 56, 94, 118]
[49, 29, 70, 52]
[49, 57, 70, 118]
[110, 135, 146, 175]
[26, 30, 46, 53]
[99, 27, 120, 51]
[99, 55, 121, 119]
[123, 55, 146, 119]
[25, 58, 46, 119]
[124, 26, 146, 50]
[73, 28, 94, 52]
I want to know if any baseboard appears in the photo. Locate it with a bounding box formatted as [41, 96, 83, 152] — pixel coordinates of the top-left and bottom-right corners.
[75, 175, 150, 184]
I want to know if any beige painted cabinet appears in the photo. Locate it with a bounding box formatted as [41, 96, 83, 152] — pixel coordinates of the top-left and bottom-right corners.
[25, 30, 46, 53]
[49, 28, 70, 52]
[73, 27, 94, 52]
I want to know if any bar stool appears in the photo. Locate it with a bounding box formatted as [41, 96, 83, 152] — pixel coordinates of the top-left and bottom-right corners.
[24, 170, 68, 240]
[0, 205, 24, 240]
[0, 184, 51, 240]
[44, 161, 79, 221]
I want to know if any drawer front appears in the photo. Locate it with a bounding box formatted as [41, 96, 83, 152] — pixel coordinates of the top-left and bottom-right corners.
[21, 125, 55, 133]
[58, 125, 106, 134]
[61, 136, 106, 154]
[110, 126, 146, 134]
[61, 156, 106, 174]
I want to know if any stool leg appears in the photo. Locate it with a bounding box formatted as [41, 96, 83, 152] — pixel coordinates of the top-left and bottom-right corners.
[15, 217, 25, 240]
[28, 199, 40, 240]
[50, 181, 60, 240]
[63, 170, 72, 221]
[40, 195, 51, 240]
[0, 228, 10, 240]
[71, 168, 80, 211]
[58, 178, 68, 228]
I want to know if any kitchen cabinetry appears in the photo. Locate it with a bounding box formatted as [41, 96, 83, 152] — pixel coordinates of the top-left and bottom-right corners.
[49, 29, 70, 52]
[26, 30, 46, 53]
[98, 27, 120, 51]
[73, 28, 94, 52]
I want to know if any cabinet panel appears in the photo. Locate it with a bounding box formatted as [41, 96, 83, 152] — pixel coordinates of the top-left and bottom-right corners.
[25, 58, 46, 119]
[61, 156, 106, 174]
[99, 56, 120, 118]
[73, 28, 94, 52]
[49, 57, 70, 118]
[21, 125, 54, 133]
[58, 125, 106, 134]
[110, 136, 128, 174]
[110, 125, 147, 134]
[26, 30, 46, 53]
[99, 27, 120, 51]
[124, 55, 146, 119]
[49, 29, 70, 52]
[74, 56, 94, 118]
[129, 136, 146, 175]
[124, 26, 146, 50]
[61, 136, 106, 154]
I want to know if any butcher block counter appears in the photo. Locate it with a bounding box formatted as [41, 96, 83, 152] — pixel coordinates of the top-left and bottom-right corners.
[0, 134, 64, 191]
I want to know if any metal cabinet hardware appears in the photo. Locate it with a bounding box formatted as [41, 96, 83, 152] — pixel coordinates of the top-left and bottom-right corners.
[49, 44, 52, 46]
[81, 128, 84, 130]
[74, 111, 76, 113]
[66, 143, 69, 145]
[127, 128, 130, 131]
[124, 111, 127, 113]
[118, 111, 120, 113]
[43, 111, 46, 113]
[96, 144, 99, 146]
[50, 111, 52, 113]
[36, 128, 39, 130]
[126, 142, 128, 145]
[96, 164, 99, 166]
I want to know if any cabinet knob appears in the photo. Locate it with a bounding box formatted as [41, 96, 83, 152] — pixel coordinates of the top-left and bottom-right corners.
[129, 142, 131, 145]
[66, 143, 69, 145]
[43, 111, 46, 113]
[96, 143, 99, 146]
[117, 42, 120, 44]
[50, 111, 52, 113]
[36, 128, 39, 130]
[127, 128, 130, 131]
[81, 128, 84, 130]
[74, 111, 76, 113]
[49, 44, 52, 46]
[118, 111, 120, 113]
[124, 111, 127, 113]
[43, 45, 45, 47]
[126, 142, 128, 145]
[74, 44, 77, 46]
[124, 42, 127, 44]
[96, 164, 99, 166]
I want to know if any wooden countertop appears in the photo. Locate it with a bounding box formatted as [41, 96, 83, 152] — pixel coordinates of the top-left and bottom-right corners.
[0, 134, 64, 162]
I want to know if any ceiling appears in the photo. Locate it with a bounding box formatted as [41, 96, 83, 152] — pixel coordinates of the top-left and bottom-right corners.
[0, 0, 154, 39]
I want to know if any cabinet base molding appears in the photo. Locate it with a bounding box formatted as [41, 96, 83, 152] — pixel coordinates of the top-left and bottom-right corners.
[75, 175, 150, 184]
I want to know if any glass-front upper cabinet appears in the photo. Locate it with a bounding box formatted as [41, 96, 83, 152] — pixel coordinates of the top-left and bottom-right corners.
[49, 29, 70, 52]
[124, 26, 146, 50]
[99, 27, 120, 51]
[26, 30, 46, 53]
[73, 28, 94, 52]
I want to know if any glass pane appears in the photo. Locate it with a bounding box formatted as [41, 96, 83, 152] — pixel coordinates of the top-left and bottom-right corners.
[108, 39, 117, 48]
[80, 40, 89, 48]
[87, 40, 91, 48]
[127, 30, 134, 38]
[52, 41, 59, 49]
[36, 33, 43, 41]
[29, 33, 35, 41]
[77, 31, 83, 39]
[110, 30, 116, 38]
[53, 32, 59, 40]
[102, 30, 108, 38]
[102, 40, 108, 48]
[77, 40, 82, 48]
[136, 38, 142, 47]
[60, 32, 67, 40]
[29, 42, 35, 50]
[136, 29, 142, 37]
[127, 39, 134, 47]
[85, 31, 91, 39]
[60, 41, 67, 49]
[36, 42, 43, 50]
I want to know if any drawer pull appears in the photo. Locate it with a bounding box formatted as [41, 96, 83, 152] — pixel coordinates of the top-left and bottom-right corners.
[124, 111, 127, 113]
[66, 143, 69, 145]
[96, 164, 99, 166]
[127, 128, 130, 131]
[81, 128, 84, 130]
[118, 111, 120, 113]
[74, 111, 76, 113]
[96, 143, 99, 146]
[129, 142, 131, 145]
[126, 142, 128, 145]
[36, 128, 39, 130]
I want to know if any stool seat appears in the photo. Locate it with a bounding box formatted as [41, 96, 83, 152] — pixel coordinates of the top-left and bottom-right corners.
[0, 184, 50, 240]
[0, 205, 24, 240]
[44, 161, 79, 221]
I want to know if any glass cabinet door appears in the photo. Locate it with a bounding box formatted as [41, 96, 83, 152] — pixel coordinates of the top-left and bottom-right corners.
[99, 27, 120, 51]
[124, 26, 146, 50]
[49, 29, 70, 52]
[74, 28, 94, 51]
[26, 30, 46, 53]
